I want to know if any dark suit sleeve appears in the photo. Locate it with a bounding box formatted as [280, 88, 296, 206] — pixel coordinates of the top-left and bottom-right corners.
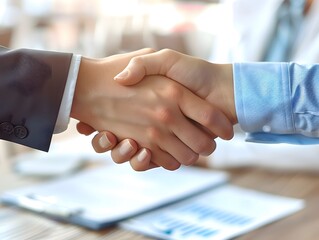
[0, 46, 73, 151]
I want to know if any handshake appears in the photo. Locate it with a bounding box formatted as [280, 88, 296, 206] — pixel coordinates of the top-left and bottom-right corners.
[72, 48, 237, 171]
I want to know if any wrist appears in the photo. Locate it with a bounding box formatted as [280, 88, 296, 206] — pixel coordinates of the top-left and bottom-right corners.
[222, 64, 237, 124]
[71, 57, 96, 122]
[210, 63, 237, 125]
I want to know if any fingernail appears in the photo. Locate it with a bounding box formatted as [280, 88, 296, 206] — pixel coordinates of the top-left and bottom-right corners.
[114, 69, 129, 80]
[137, 148, 148, 162]
[99, 134, 111, 149]
[119, 139, 134, 156]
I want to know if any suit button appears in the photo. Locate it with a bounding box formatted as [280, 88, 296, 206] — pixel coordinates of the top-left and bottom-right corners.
[14, 126, 28, 139]
[0, 122, 14, 135]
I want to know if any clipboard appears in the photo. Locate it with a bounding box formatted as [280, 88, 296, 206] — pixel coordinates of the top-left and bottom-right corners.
[1, 163, 228, 230]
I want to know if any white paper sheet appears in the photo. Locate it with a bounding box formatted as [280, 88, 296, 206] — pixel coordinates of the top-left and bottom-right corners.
[1, 163, 228, 229]
[121, 185, 304, 240]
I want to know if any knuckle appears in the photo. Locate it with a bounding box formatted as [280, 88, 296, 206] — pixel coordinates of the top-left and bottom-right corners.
[143, 47, 156, 54]
[155, 106, 174, 125]
[164, 83, 182, 99]
[159, 48, 175, 57]
[153, 153, 181, 171]
[163, 161, 181, 171]
[146, 126, 161, 140]
[183, 153, 199, 166]
[202, 140, 216, 155]
[193, 138, 214, 155]
[131, 56, 144, 65]
[199, 108, 218, 127]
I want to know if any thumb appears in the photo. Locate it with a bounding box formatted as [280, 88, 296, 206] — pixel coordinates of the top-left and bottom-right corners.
[114, 50, 176, 85]
[113, 60, 146, 86]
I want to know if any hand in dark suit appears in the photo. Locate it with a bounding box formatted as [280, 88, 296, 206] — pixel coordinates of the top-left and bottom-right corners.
[0, 47, 233, 171]
[0, 46, 72, 151]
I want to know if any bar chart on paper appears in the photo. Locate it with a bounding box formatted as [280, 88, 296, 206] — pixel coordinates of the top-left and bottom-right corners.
[121, 185, 304, 240]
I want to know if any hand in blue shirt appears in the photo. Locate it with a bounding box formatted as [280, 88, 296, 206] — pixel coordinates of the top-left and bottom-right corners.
[87, 49, 319, 170]
[234, 62, 319, 144]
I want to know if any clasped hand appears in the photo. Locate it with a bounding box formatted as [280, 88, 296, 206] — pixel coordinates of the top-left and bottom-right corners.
[74, 49, 236, 171]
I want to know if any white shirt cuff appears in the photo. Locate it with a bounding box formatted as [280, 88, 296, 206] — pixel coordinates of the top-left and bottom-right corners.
[54, 54, 81, 133]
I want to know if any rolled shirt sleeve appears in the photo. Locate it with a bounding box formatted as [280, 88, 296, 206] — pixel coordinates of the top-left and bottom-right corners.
[234, 62, 319, 144]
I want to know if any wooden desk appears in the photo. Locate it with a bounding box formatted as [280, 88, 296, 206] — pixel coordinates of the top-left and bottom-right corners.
[1, 164, 319, 240]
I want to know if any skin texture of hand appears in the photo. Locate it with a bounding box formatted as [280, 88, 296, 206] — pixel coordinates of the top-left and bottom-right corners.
[115, 49, 237, 124]
[71, 49, 233, 171]
[88, 49, 237, 171]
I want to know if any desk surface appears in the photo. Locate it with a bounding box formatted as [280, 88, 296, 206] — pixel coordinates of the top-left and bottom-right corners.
[1, 163, 319, 240]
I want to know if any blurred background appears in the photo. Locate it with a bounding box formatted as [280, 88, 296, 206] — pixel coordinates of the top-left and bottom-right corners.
[0, 0, 225, 58]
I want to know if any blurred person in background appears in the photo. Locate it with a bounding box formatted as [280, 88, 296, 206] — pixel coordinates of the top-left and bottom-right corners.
[206, 0, 319, 171]
[89, 0, 319, 172]
[211, 0, 319, 63]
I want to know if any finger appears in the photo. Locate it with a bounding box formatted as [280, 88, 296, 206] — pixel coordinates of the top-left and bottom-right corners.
[111, 144, 160, 171]
[111, 139, 180, 171]
[111, 139, 139, 163]
[153, 84, 219, 157]
[76, 122, 96, 135]
[129, 160, 159, 171]
[130, 160, 159, 171]
[143, 148, 181, 171]
[170, 114, 218, 158]
[114, 49, 181, 85]
[128, 148, 153, 171]
[157, 131, 201, 165]
[192, 120, 218, 140]
[179, 90, 234, 140]
[91, 131, 118, 153]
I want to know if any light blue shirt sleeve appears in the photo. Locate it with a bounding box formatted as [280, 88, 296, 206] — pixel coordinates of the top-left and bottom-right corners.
[234, 62, 319, 144]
